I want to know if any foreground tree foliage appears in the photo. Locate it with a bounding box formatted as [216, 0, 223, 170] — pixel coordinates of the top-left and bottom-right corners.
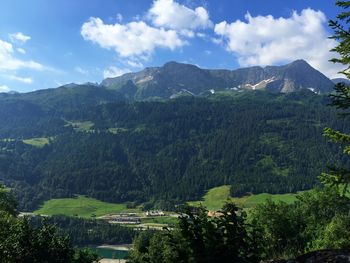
[0, 184, 18, 216]
[30, 215, 136, 246]
[0, 186, 98, 263]
[128, 203, 261, 263]
[321, 1, 350, 189]
[250, 187, 350, 259]
[128, 189, 350, 262]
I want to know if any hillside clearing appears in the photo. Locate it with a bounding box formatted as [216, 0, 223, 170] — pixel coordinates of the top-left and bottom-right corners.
[34, 195, 136, 218]
[23, 137, 50, 148]
[188, 185, 300, 211]
[65, 120, 94, 132]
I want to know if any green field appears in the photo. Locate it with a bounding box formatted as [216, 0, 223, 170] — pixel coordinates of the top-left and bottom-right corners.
[34, 195, 134, 218]
[22, 137, 50, 148]
[65, 120, 94, 132]
[237, 192, 298, 208]
[34, 186, 300, 217]
[188, 185, 233, 211]
[188, 185, 299, 211]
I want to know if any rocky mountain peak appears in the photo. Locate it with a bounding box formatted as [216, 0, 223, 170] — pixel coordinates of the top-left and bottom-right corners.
[101, 60, 334, 100]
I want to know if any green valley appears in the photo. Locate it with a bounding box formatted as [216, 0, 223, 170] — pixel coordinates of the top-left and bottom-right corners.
[1, 0, 350, 262]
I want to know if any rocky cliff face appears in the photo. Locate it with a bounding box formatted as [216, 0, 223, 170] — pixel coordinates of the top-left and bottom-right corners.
[101, 60, 334, 100]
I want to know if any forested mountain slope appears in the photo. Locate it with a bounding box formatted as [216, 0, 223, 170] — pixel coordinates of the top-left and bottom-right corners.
[0, 89, 348, 211]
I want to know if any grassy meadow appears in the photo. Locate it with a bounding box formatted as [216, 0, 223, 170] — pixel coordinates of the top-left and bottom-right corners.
[34, 195, 135, 218]
[188, 185, 299, 211]
[65, 120, 94, 132]
[22, 137, 51, 148]
[34, 186, 301, 218]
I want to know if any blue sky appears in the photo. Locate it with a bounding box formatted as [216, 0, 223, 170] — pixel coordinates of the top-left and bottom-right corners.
[0, 0, 342, 92]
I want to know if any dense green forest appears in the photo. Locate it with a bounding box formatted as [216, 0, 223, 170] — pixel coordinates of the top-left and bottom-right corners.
[30, 215, 135, 246]
[0, 90, 349, 210]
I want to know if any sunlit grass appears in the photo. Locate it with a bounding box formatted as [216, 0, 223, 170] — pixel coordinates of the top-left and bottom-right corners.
[22, 137, 50, 148]
[34, 195, 137, 218]
[188, 185, 300, 211]
[65, 120, 94, 132]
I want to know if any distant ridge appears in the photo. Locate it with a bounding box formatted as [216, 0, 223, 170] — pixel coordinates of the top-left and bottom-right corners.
[101, 59, 334, 100]
[2, 60, 335, 105]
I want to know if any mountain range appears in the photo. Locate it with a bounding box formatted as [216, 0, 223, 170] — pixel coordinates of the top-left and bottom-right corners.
[101, 59, 334, 100]
[0, 59, 336, 104]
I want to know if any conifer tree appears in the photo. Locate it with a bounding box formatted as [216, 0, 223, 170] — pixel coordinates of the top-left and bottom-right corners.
[321, 1, 350, 192]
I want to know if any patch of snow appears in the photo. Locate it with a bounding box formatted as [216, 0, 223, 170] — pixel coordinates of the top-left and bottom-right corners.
[307, 87, 317, 94]
[245, 77, 276, 90]
[136, 75, 153, 84]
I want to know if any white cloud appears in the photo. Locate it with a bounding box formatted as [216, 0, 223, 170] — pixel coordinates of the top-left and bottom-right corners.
[103, 66, 130, 79]
[81, 17, 185, 58]
[17, 48, 26, 54]
[81, 1, 211, 63]
[196, 32, 206, 38]
[9, 32, 31, 43]
[0, 85, 9, 92]
[116, 13, 123, 22]
[148, 0, 212, 30]
[211, 37, 222, 45]
[55, 80, 64, 87]
[126, 60, 144, 68]
[214, 9, 342, 78]
[0, 39, 43, 71]
[75, 66, 88, 75]
[8, 75, 33, 84]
